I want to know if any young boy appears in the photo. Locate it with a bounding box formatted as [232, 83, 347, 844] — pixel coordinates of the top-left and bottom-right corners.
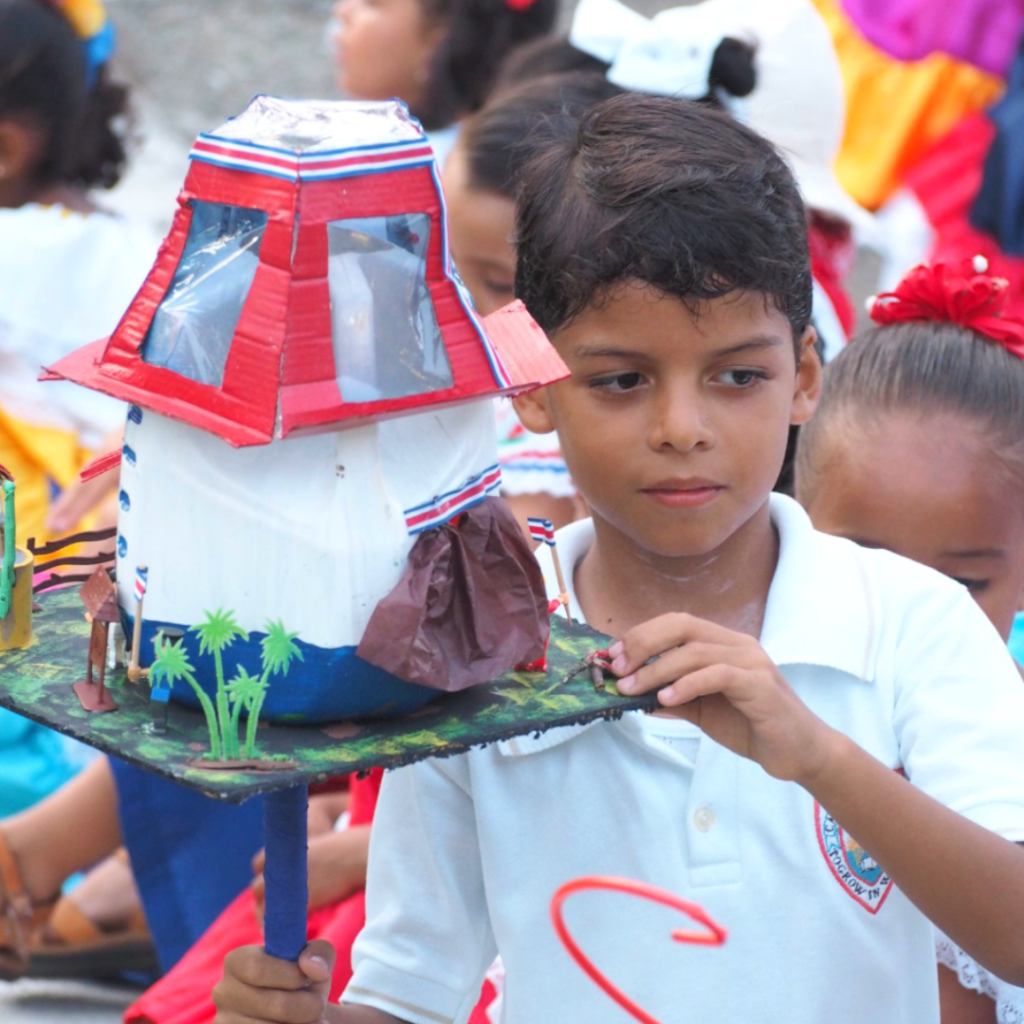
[213, 96, 1024, 1024]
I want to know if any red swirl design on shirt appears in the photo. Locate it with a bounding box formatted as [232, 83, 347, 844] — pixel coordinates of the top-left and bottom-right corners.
[550, 876, 728, 1024]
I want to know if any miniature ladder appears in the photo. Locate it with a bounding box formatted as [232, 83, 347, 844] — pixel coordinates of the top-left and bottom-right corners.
[262, 785, 310, 961]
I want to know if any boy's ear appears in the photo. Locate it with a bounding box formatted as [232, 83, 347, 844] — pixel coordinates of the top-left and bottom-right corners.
[790, 326, 822, 427]
[511, 387, 557, 435]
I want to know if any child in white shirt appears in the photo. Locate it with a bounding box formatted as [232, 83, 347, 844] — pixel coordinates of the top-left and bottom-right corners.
[213, 95, 1024, 1024]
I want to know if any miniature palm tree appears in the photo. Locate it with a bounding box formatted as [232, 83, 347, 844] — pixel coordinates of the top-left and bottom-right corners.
[226, 666, 264, 758]
[243, 620, 303, 759]
[195, 608, 248, 759]
[150, 635, 222, 759]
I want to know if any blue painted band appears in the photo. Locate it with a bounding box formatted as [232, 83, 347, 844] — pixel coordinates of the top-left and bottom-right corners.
[123, 614, 439, 724]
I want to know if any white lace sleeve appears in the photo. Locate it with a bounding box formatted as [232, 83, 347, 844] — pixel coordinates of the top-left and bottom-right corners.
[936, 930, 1024, 1023]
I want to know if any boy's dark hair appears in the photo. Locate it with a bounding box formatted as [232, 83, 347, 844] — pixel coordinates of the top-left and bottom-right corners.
[460, 72, 622, 199]
[416, 0, 558, 131]
[0, 0, 130, 190]
[514, 93, 813, 340]
[495, 34, 758, 111]
[795, 321, 1024, 497]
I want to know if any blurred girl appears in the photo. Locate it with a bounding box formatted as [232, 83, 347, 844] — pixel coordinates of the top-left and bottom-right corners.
[0, 0, 154, 547]
[332, 0, 557, 164]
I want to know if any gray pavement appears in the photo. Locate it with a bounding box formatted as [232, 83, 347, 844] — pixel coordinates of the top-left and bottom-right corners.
[0, 977, 139, 1024]
[109, 0, 337, 141]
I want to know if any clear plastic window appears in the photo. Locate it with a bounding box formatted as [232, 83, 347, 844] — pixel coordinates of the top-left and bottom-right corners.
[327, 213, 453, 403]
[141, 201, 268, 387]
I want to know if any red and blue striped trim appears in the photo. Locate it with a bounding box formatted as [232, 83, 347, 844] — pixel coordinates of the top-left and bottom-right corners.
[404, 465, 502, 534]
[189, 136, 435, 182]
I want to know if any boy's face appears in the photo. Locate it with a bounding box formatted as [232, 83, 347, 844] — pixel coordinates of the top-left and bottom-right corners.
[803, 413, 1024, 641]
[515, 283, 820, 559]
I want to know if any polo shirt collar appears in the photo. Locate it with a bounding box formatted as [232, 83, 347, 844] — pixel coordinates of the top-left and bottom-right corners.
[759, 494, 879, 682]
[500, 493, 877, 759]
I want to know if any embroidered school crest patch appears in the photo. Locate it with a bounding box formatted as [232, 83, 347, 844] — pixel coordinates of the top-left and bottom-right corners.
[814, 802, 894, 914]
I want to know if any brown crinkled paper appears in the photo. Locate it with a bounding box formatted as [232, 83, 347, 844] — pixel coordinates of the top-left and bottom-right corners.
[356, 496, 549, 692]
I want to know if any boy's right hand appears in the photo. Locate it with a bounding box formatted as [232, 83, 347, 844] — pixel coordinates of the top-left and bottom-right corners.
[611, 613, 838, 785]
[213, 940, 335, 1024]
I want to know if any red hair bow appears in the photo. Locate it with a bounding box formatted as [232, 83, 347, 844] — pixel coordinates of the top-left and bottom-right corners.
[868, 256, 1024, 359]
[505, 0, 541, 10]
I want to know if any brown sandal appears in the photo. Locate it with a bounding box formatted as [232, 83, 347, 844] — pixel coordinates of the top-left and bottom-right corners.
[27, 893, 160, 979]
[0, 828, 57, 981]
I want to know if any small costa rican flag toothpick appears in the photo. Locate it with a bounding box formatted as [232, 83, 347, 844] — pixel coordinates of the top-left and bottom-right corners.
[527, 517, 556, 546]
[127, 564, 150, 684]
[527, 518, 573, 627]
[134, 565, 148, 604]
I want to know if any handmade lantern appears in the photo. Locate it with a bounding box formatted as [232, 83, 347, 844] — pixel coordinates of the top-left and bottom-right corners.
[10, 97, 669, 982]
[44, 96, 568, 725]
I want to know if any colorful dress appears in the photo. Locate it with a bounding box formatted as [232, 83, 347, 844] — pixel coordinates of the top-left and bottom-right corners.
[835, 0, 1024, 77]
[495, 401, 576, 500]
[810, 0, 1003, 210]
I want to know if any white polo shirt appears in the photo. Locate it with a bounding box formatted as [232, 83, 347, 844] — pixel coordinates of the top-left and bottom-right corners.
[344, 494, 1024, 1024]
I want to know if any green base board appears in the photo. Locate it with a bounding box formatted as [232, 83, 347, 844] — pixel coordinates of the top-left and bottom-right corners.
[0, 589, 656, 802]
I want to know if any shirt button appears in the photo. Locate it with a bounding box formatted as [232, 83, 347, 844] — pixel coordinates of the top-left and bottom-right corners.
[693, 806, 715, 832]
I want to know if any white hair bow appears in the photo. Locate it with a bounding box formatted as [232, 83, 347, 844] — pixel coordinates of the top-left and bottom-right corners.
[569, 0, 747, 116]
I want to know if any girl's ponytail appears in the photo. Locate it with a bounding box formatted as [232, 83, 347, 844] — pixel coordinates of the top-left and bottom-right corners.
[708, 37, 756, 101]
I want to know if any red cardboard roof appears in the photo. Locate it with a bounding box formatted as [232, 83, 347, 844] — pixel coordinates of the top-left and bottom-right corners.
[42, 97, 568, 447]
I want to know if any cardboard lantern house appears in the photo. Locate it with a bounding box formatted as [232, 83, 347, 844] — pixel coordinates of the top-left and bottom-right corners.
[44, 96, 569, 725]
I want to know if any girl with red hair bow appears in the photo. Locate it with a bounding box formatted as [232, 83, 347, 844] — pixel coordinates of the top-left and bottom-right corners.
[796, 256, 1024, 1024]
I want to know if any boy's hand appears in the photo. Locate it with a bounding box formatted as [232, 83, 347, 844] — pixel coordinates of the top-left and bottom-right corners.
[611, 613, 838, 785]
[213, 940, 335, 1024]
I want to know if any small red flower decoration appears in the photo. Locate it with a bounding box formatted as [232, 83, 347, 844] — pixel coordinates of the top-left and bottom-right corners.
[868, 256, 1024, 360]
